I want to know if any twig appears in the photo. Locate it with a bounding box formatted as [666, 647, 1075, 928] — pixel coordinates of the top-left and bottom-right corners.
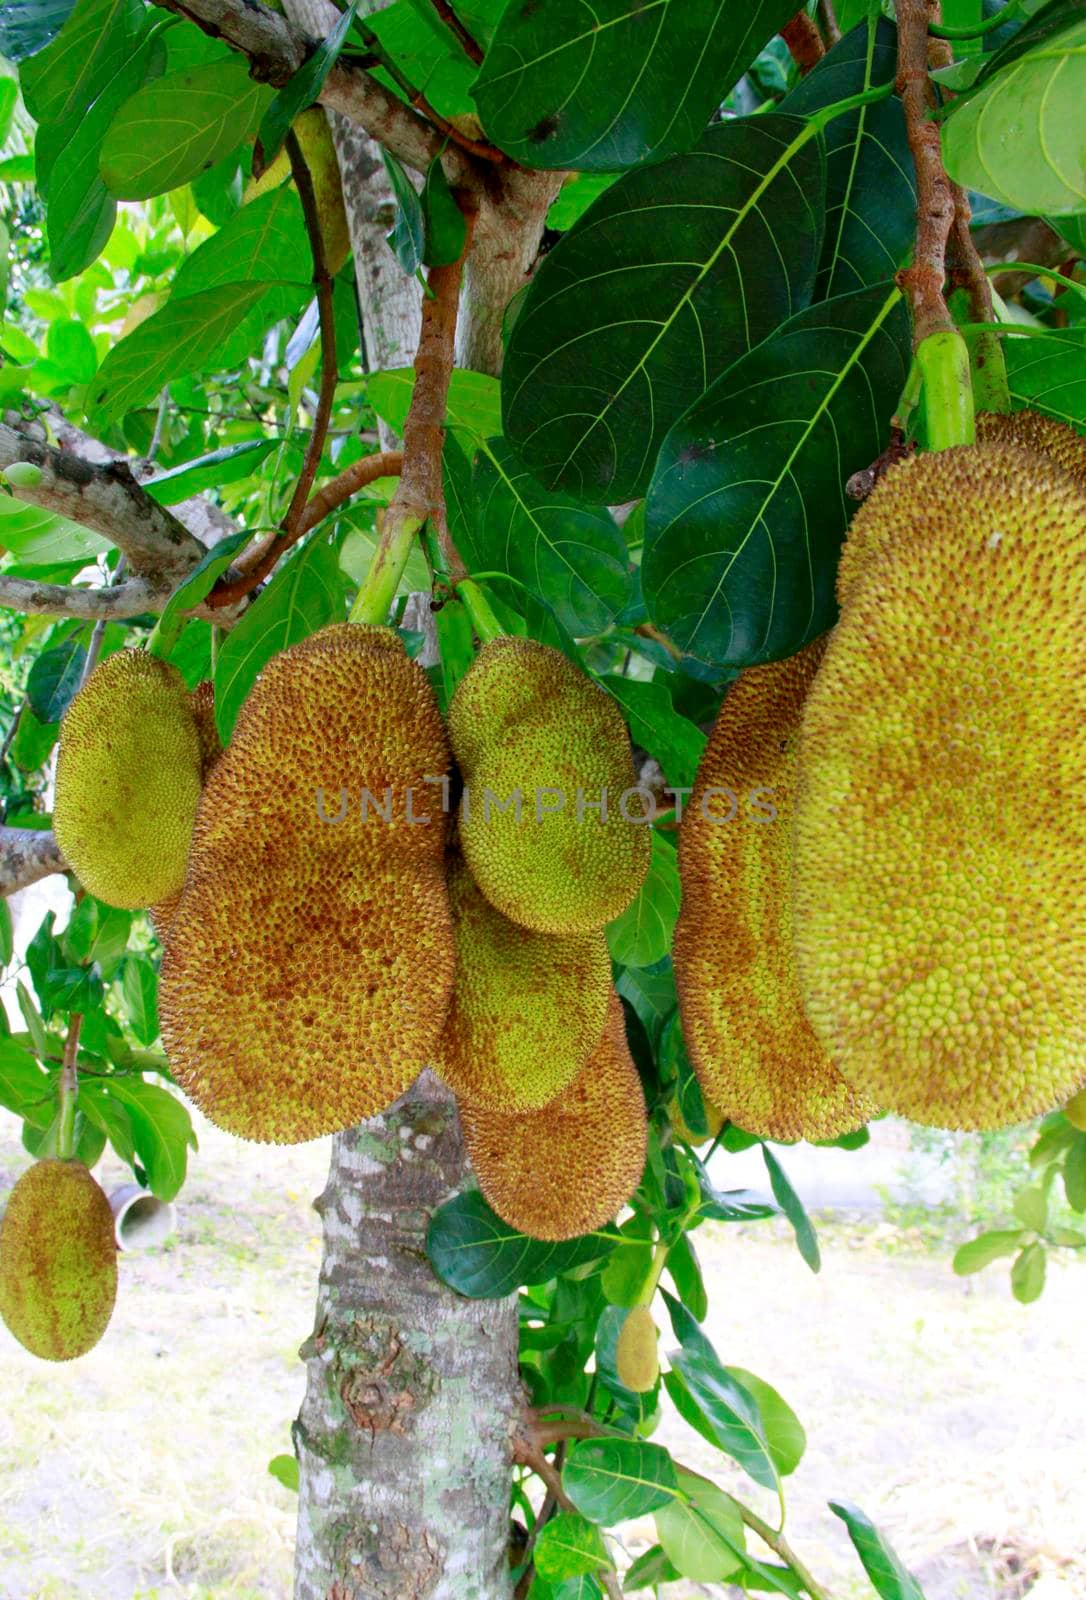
[0, 573, 168, 621]
[782, 11, 826, 74]
[737, 1501, 835, 1600]
[83, 555, 128, 680]
[56, 1010, 83, 1161]
[145, 390, 170, 466]
[299, 449, 403, 532]
[430, 0, 484, 64]
[896, 0, 956, 345]
[818, 0, 841, 46]
[359, 23, 505, 164]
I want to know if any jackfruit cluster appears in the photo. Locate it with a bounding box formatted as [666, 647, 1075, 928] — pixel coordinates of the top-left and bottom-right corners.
[0, 1159, 117, 1361]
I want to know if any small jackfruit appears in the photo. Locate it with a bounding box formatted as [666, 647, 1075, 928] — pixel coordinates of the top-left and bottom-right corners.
[1065, 1089, 1086, 1133]
[449, 638, 650, 934]
[673, 643, 873, 1143]
[159, 623, 455, 1143]
[0, 1159, 117, 1361]
[435, 857, 611, 1112]
[247, 107, 350, 274]
[459, 993, 648, 1240]
[615, 1304, 659, 1393]
[53, 650, 203, 909]
[794, 443, 1086, 1130]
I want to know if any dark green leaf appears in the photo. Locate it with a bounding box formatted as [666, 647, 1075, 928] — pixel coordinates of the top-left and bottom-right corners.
[45, 964, 103, 1012]
[600, 676, 707, 793]
[77, 1078, 137, 1164]
[103, 1077, 196, 1201]
[562, 1438, 678, 1524]
[606, 833, 680, 969]
[665, 1350, 779, 1490]
[62, 895, 99, 963]
[0, 898, 11, 967]
[666, 1232, 708, 1322]
[654, 1469, 745, 1583]
[472, 0, 798, 172]
[0, 1039, 56, 1125]
[421, 154, 467, 267]
[121, 955, 159, 1047]
[725, 1367, 805, 1477]
[762, 1146, 820, 1272]
[1004, 331, 1086, 428]
[26, 636, 86, 723]
[534, 1512, 609, 1580]
[154, 531, 254, 642]
[598, 1213, 654, 1307]
[615, 961, 677, 1034]
[643, 282, 910, 668]
[257, 0, 362, 168]
[426, 1189, 618, 1297]
[829, 1501, 926, 1600]
[1065, 1138, 1086, 1212]
[0, 0, 75, 61]
[952, 1229, 1027, 1275]
[268, 1453, 300, 1493]
[382, 148, 425, 275]
[10, 706, 59, 773]
[502, 114, 826, 504]
[146, 441, 277, 505]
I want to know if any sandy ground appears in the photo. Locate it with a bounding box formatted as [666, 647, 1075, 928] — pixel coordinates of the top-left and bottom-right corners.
[1, 1117, 1084, 1600]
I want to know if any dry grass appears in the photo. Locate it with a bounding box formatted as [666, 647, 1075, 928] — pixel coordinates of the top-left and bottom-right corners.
[0, 1118, 1083, 1600]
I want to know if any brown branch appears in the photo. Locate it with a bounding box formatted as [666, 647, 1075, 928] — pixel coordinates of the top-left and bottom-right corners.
[431, 0, 484, 65]
[358, 23, 505, 164]
[736, 1500, 835, 1600]
[300, 449, 403, 532]
[0, 827, 66, 896]
[513, 1430, 622, 1600]
[818, 0, 842, 46]
[896, 0, 956, 345]
[782, 11, 826, 74]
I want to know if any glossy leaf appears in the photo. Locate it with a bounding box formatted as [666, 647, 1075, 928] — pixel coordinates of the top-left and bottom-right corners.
[622, 1546, 681, 1590]
[0, 899, 11, 968]
[121, 955, 159, 1047]
[654, 1469, 745, 1583]
[830, 1501, 927, 1600]
[0, 496, 109, 568]
[154, 530, 253, 643]
[369, 366, 501, 443]
[1003, 331, 1086, 427]
[502, 114, 826, 504]
[1065, 1138, 1086, 1212]
[665, 1350, 780, 1490]
[257, 0, 361, 168]
[643, 282, 909, 667]
[562, 1437, 678, 1524]
[726, 1367, 806, 1477]
[600, 675, 707, 792]
[0, 0, 75, 61]
[426, 1189, 618, 1298]
[472, 0, 797, 171]
[26, 636, 86, 723]
[606, 832, 681, 969]
[1010, 1240, 1047, 1303]
[103, 1077, 197, 1201]
[77, 1079, 137, 1165]
[382, 148, 425, 276]
[146, 440, 277, 505]
[173, 186, 312, 295]
[762, 1145, 821, 1272]
[421, 155, 467, 267]
[533, 1513, 609, 1581]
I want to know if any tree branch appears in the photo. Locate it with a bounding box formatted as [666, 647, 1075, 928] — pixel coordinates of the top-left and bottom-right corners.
[0, 423, 205, 583]
[0, 573, 168, 620]
[299, 449, 403, 533]
[430, 0, 484, 65]
[782, 11, 826, 74]
[818, 0, 842, 46]
[0, 827, 66, 896]
[896, 0, 956, 345]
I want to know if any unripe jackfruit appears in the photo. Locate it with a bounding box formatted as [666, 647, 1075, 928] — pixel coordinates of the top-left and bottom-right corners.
[459, 994, 648, 1240]
[673, 643, 873, 1143]
[150, 680, 223, 946]
[449, 638, 650, 934]
[795, 443, 1086, 1130]
[246, 107, 350, 275]
[435, 857, 611, 1112]
[976, 409, 1086, 488]
[159, 623, 455, 1143]
[0, 1159, 117, 1361]
[53, 650, 203, 909]
[615, 1304, 659, 1393]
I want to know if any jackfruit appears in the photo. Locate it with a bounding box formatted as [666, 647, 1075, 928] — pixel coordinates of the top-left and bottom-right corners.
[448, 638, 650, 934]
[435, 857, 611, 1112]
[673, 643, 874, 1143]
[159, 623, 455, 1143]
[459, 993, 648, 1240]
[794, 443, 1086, 1130]
[246, 107, 350, 275]
[615, 1304, 659, 1392]
[0, 1159, 117, 1361]
[53, 650, 203, 909]
[150, 680, 223, 946]
[1065, 1089, 1086, 1133]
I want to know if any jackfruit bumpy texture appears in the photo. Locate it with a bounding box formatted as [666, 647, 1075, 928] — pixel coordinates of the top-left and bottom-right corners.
[159, 624, 455, 1143]
[53, 650, 202, 910]
[794, 444, 1086, 1130]
[150, 681, 223, 946]
[449, 637, 650, 934]
[435, 857, 611, 1112]
[615, 1304, 659, 1393]
[459, 994, 648, 1240]
[0, 1159, 117, 1362]
[673, 643, 873, 1143]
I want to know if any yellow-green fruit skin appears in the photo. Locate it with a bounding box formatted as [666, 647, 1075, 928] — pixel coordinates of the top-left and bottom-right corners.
[436, 857, 611, 1112]
[53, 650, 202, 909]
[1065, 1089, 1086, 1132]
[159, 624, 455, 1144]
[673, 643, 873, 1143]
[150, 681, 222, 947]
[459, 993, 648, 1240]
[245, 108, 350, 274]
[449, 638, 650, 934]
[0, 1160, 117, 1362]
[795, 444, 1086, 1131]
[615, 1305, 659, 1393]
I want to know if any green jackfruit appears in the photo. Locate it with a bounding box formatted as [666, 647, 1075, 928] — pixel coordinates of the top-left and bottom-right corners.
[459, 993, 648, 1240]
[160, 623, 455, 1143]
[151, 680, 223, 946]
[0, 1159, 117, 1361]
[435, 857, 611, 1112]
[795, 443, 1086, 1130]
[246, 107, 350, 274]
[449, 637, 650, 934]
[615, 1304, 659, 1393]
[53, 650, 203, 909]
[673, 643, 873, 1143]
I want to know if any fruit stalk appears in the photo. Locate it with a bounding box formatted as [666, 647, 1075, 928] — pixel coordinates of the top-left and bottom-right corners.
[896, 0, 958, 347]
[55, 1011, 82, 1163]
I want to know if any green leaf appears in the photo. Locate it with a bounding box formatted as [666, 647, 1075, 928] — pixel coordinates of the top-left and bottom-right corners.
[26, 636, 86, 723]
[547, 173, 620, 233]
[62, 894, 99, 963]
[421, 154, 467, 268]
[642, 281, 910, 668]
[46, 319, 98, 383]
[1010, 1240, 1047, 1304]
[213, 534, 344, 741]
[121, 955, 159, 1047]
[666, 1231, 708, 1322]
[829, 1501, 926, 1600]
[0, 898, 12, 968]
[382, 148, 425, 276]
[534, 1513, 609, 1581]
[0, 0, 75, 61]
[599, 676, 707, 792]
[173, 185, 312, 295]
[145, 440, 277, 505]
[369, 365, 502, 443]
[472, 0, 798, 172]
[952, 1228, 1028, 1275]
[77, 1078, 136, 1165]
[0, 1039, 56, 1124]
[86, 281, 270, 428]
[267, 1453, 300, 1493]
[257, 0, 362, 168]
[502, 114, 826, 504]
[781, 17, 915, 299]
[606, 832, 680, 969]
[426, 1189, 618, 1297]
[100, 55, 272, 200]
[1012, 1185, 1048, 1232]
[654, 1469, 745, 1584]
[562, 1438, 678, 1524]
[153, 530, 253, 643]
[664, 1351, 780, 1491]
[762, 1146, 820, 1272]
[17, 980, 51, 1059]
[103, 1077, 196, 1201]
[0, 495, 110, 567]
[622, 1546, 681, 1591]
[1063, 1137, 1086, 1213]
[942, 10, 1086, 215]
[725, 1367, 806, 1477]
[1003, 331, 1086, 428]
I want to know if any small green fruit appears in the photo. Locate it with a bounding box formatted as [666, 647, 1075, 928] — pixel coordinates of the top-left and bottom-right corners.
[615, 1304, 659, 1393]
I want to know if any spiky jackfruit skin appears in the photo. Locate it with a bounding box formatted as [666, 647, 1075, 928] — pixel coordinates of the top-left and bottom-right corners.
[435, 857, 611, 1112]
[53, 651, 202, 910]
[0, 1160, 117, 1361]
[459, 994, 648, 1240]
[159, 624, 455, 1143]
[673, 644, 873, 1143]
[449, 638, 650, 934]
[976, 409, 1086, 489]
[615, 1305, 659, 1393]
[794, 444, 1086, 1130]
[150, 681, 222, 946]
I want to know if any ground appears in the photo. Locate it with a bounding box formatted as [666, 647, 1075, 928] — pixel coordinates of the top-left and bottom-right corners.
[0, 1116, 1083, 1600]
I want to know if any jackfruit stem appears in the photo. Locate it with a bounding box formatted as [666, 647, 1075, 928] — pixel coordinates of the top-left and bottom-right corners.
[145, 607, 185, 662]
[456, 578, 505, 643]
[929, 0, 1024, 36]
[635, 1238, 669, 1308]
[916, 329, 975, 451]
[349, 510, 425, 625]
[56, 1011, 82, 1163]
